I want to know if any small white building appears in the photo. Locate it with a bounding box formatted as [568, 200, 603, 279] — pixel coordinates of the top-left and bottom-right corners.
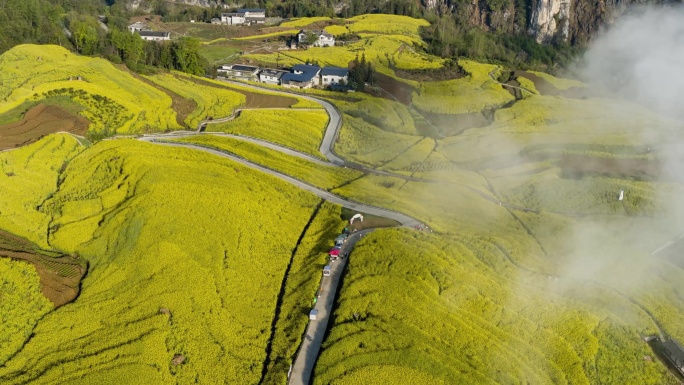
[217, 64, 260, 81]
[138, 31, 171, 41]
[221, 9, 266, 25]
[259, 69, 288, 85]
[298, 29, 335, 47]
[128, 22, 147, 34]
[320, 67, 349, 86]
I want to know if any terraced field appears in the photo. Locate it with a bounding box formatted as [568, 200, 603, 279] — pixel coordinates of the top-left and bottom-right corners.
[1, 14, 684, 385]
[0, 45, 180, 134]
[0, 136, 325, 384]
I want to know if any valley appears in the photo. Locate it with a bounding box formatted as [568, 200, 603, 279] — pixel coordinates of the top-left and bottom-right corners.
[0, 12, 683, 385]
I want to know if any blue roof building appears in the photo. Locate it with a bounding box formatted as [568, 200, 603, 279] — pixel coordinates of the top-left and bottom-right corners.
[282, 64, 321, 88]
[292, 64, 321, 75]
[320, 66, 349, 86]
[320, 67, 349, 77]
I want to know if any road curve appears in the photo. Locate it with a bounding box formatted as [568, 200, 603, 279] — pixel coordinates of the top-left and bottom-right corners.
[140, 138, 422, 228]
[216, 79, 346, 165]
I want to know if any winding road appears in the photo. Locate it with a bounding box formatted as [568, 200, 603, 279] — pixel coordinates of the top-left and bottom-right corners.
[138, 80, 428, 384]
[138, 78, 661, 385]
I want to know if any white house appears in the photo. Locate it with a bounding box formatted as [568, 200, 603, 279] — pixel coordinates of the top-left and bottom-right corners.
[259, 69, 288, 85]
[217, 64, 260, 81]
[298, 29, 335, 47]
[128, 22, 147, 34]
[138, 31, 171, 41]
[320, 67, 349, 86]
[221, 9, 266, 25]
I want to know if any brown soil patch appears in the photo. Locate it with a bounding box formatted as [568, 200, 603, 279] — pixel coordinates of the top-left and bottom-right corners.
[560, 154, 660, 180]
[0, 230, 87, 308]
[0, 104, 88, 150]
[189, 76, 298, 108]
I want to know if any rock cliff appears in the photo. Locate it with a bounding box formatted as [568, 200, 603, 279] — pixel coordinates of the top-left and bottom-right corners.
[150, 0, 670, 45]
[422, 0, 672, 45]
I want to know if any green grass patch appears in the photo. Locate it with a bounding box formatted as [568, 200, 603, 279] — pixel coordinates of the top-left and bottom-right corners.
[200, 44, 241, 65]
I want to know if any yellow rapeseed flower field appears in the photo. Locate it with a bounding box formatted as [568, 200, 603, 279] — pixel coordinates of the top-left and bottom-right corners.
[173, 135, 362, 190]
[0, 134, 83, 248]
[0, 258, 52, 366]
[313, 229, 676, 385]
[0, 136, 324, 384]
[529, 70, 587, 90]
[0, 45, 180, 134]
[146, 73, 245, 128]
[205, 109, 329, 157]
[347, 14, 429, 39]
[412, 60, 515, 115]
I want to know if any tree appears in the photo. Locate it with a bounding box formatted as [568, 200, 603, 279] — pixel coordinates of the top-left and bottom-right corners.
[349, 53, 375, 91]
[71, 20, 99, 54]
[172, 37, 207, 76]
[301, 31, 319, 47]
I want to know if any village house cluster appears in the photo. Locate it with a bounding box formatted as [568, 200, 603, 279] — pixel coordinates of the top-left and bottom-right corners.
[127, 22, 171, 41]
[217, 63, 350, 90]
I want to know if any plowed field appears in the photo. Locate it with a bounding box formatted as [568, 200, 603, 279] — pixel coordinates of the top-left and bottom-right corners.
[0, 104, 88, 150]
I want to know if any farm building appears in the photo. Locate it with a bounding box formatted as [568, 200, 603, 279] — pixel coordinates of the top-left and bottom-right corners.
[259, 69, 288, 85]
[662, 338, 684, 375]
[221, 9, 266, 25]
[138, 31, 171, 41]
[128, 22, 147, 33]
[321, 67, 349, 86]
[281, 64, 320, 89]
[298, 29, 335, 47]
[217, 64, 260, 81]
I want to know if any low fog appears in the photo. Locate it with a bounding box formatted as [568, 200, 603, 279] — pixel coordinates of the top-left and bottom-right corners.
[580, 7, 684, 122]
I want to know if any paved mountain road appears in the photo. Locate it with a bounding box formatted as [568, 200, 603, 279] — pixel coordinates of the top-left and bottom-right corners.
[287, 229, 371, 385]
[139, 81, 427, 384]
[141, 138, 421, 228]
